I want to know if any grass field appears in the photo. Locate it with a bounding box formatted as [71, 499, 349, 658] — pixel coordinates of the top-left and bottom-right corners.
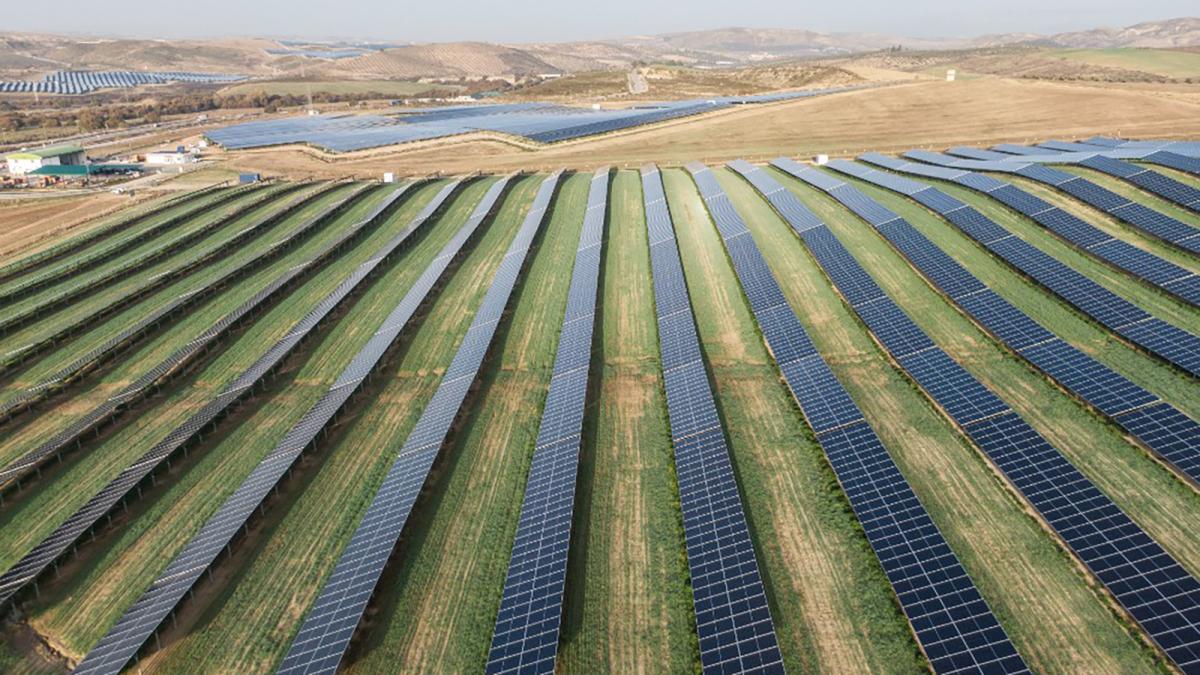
[1, 158, 1199, 673]
[1052, 49, 1200, 79]
[221, 78, 1200, 179]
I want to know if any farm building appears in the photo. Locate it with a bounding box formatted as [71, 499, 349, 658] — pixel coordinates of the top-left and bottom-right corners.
[4, 145, 86, 175]
[144, 149, 198, 165]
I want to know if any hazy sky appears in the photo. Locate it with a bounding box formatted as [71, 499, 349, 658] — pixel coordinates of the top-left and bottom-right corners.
[5, 0, 1194, 42]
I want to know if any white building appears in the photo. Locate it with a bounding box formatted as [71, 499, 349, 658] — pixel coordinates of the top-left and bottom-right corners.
[4, 145, 86, 176]
[144, 149, 197, 165]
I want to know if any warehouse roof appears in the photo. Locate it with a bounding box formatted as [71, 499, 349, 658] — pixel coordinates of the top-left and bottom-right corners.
[5, 145, 85, 160]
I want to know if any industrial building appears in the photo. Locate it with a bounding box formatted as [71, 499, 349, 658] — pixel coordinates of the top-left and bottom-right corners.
[4, 145, 87, 175]
[144, 149, 198, 165]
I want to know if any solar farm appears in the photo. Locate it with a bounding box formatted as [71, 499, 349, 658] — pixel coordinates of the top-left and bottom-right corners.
[0, 132, 1198, 675]
[0, 71, 246, 95]
[204, 91, 850, 151]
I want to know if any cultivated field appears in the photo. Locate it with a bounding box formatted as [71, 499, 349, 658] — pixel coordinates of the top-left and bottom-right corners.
[0, 118, 1199, 675]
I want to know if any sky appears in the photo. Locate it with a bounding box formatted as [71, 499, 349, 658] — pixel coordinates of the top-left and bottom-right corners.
[4, 0, 1195, 42]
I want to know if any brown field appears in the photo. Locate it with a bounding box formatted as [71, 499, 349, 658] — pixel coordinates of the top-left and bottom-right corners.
[216, 77, 1200, 178]
[0, 193, 137, 260]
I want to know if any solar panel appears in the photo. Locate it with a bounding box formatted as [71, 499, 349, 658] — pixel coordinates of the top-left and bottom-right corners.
[747, 159, 1200, 674]
[804, 157, 1200, 504]
[0, 185, 416, 611]
[1142, 151, 1200, 176]
[72, 177, 492, 675]
[856, 155, 1200, 329]
[0, 69, 244, 94]
[1078, 156, 1200, 212]
[633, 164, 792, 672]
[0, 183, 276, 314]
[484, 169, 609, 675]
[277, 172, 557, 675]
[713, 160, 1027, 674]
[0, 183, 370, 445]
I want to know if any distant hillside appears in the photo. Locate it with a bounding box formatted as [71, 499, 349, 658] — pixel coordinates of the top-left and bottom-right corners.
[1042, 17, 1200, 48]
[0, 17, 1197, 84]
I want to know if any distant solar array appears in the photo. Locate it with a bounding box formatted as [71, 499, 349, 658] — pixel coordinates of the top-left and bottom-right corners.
[206, 88, 853, 151]
[0, 70, 244, 94]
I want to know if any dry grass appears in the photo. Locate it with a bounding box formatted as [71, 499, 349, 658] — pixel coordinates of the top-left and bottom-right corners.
[215, 78, 1200, 179]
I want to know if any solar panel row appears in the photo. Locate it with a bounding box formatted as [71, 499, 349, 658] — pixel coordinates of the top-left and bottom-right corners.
[0, 70, 244, 94]
[71, 177, 482, 675]
[0, 182, 306, 340]
[1074, 155, 1200, 213]
[707, 161, 1027, 675]
[816, 158, 1200, 491]
[0, 183, 232, 286]
[1143, 151, 1200, 177]
[857, 155, 1200, 377]
[1079, 137, 1200, 159]
[0, 184, 378, 491]
[765, 158, 1200, 674]
[758, 158, 1200, 672]
[902, 151, 1200, 256]
[637, 165, 784, 674]
[484, 169, 608, 675]
[866, 153, 1200, 305]
[276, 172, 559, 675]
[0, 184, 273, 315]
[0, 183, 371, 426]
[0, 184, 416, 610]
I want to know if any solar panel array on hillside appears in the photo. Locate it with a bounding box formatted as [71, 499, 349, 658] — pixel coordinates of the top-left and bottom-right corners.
[277, 172, 556, 675]
[859, 154, 1200, 378]
[901, 151, 1200, 255]
[206, 88, 853, 151]
[862, 153, 1200, 310]
[639, 165, 784, 674]
[769, 157, 1200, 674]
[73, 178, 490, 675]
[820, 157, 1200, 490]
[0, 182, 295, 338]
[1074, 155, 1200, 213]
[0, 70, 244, 94]
[0, 183, 363, 425]
[0, 185, 414, 610]
[717, 161, 1027, 674]
[485, 169, 608, 674]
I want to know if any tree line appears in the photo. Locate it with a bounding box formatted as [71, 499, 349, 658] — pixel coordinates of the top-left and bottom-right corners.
[0, 88, 457, 133]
